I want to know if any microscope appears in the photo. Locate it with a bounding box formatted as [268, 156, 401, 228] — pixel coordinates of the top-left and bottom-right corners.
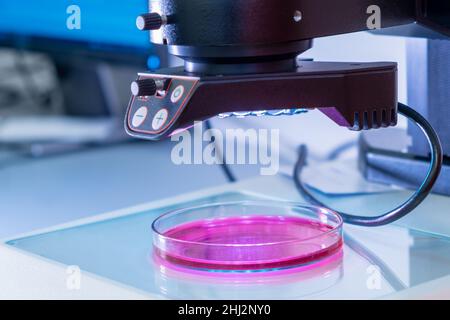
[125, 0, 449, 226]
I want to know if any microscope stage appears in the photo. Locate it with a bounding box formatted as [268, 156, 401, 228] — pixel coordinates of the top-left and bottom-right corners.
[4, 175, 450, 299]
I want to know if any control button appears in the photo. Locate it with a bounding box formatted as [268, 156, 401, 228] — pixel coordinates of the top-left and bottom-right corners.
[171, 85, 185, 103]
[132, 107, 148, 128]
[152, 109, 169, 130]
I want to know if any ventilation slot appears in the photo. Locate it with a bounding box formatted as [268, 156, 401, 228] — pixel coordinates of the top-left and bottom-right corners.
[390, 109, 397, 125]
[363, 111, 369, 130]
[352, 112, 360, 130]
[372, 110, 379, 128]
[381, 109, 387, 127]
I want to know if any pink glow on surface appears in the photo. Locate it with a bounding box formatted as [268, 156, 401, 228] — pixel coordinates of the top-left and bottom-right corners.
[154, 250, 344, 281]
[154, 215, 343, 272]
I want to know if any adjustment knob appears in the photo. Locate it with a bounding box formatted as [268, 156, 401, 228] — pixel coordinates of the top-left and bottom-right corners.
[136, 13, 167, 31]
[131, 79, 165, 97]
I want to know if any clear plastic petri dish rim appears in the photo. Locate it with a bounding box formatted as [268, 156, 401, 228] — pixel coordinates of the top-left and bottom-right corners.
[152, 200, 343, 273]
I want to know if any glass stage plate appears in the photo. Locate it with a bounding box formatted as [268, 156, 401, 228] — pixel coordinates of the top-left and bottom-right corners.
[7, 192, 450, 299]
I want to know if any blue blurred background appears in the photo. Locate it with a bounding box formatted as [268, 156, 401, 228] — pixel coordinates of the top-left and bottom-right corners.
[0, 0, 150, 48]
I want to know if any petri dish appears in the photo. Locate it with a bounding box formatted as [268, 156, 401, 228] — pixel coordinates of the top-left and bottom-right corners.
[152, 201, 343, 273]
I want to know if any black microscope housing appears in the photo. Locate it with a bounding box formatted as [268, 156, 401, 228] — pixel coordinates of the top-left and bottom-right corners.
[125, 0, 450, 192]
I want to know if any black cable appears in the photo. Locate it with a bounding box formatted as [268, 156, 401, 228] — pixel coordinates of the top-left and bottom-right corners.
[294, 103, 443, 227]
[204, 119, 237, 183]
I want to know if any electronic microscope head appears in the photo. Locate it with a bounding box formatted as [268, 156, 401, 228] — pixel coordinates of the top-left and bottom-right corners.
[125, 0, 449, 141]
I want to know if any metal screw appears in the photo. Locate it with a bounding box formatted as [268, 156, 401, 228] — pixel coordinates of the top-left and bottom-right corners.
[293, 10, 303, 23]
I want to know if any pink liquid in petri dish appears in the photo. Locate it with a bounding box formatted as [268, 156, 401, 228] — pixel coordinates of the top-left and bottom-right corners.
[154, 215, 343, 272]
